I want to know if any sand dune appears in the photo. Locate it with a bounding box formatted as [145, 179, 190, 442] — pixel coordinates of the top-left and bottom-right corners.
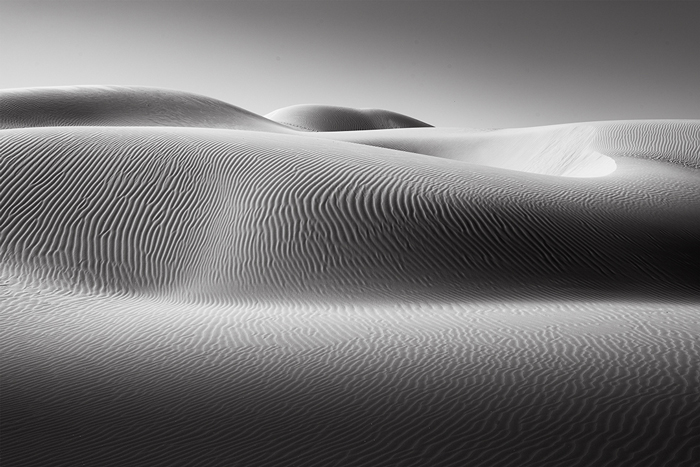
[1, 125, 698, 301]
[309, 125, 617, 177]
[265, 103, 433, 131]
[591, 120, 700, 169]
[0, 85, 294, 133]
[308, 120, 700, 177]
[1, 86, 699, 466]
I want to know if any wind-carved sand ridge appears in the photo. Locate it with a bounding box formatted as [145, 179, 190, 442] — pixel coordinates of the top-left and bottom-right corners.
[1, 86, 699, 466]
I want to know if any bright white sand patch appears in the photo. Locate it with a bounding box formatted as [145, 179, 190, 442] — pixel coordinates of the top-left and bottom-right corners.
[310, 125, 618, 177]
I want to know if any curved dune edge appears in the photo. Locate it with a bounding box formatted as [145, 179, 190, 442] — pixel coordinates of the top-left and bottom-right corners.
[265, 104, 434, 131]
[307, 120, 700, 177]
[2, 277, 699, 466]
[310, 125, 619, 177]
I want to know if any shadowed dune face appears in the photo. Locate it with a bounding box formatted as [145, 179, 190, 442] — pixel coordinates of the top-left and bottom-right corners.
[2, 86, 700, 467]
[0, 86, 295, 133]
[265, 104, 434, 131]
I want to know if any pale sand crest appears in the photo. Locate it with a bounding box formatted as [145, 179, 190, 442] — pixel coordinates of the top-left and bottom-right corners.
[1, 86, 698, 466]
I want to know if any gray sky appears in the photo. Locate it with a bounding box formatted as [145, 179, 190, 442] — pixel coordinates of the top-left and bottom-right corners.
[2, 1, 699, 128]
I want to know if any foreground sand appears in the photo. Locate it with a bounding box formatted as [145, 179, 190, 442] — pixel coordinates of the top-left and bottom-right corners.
[1, 86, 698, 466]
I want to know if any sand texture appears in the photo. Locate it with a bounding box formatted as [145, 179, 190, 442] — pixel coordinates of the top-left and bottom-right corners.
[1, 86, 699, 466]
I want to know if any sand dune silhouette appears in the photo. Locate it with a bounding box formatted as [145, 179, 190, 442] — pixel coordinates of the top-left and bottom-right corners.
[1, 86, 698, 466]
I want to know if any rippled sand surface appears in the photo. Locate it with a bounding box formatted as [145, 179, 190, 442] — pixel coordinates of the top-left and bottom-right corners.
[2, 86, 699, 466]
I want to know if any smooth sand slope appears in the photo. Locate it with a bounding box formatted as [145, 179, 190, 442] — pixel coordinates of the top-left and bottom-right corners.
[1, 86, 699, 467]
[0, 85, 295, 133]
[266, 103, 434, 131]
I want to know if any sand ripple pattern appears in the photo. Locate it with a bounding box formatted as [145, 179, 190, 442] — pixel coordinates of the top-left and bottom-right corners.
[0, 85, 294, 133]
[1, 126, 698, 301]
[1, 291, 698, 467]
[1, 86, 699, 466]
[591, 120, 700, 169]
[311, 125, 617, 177]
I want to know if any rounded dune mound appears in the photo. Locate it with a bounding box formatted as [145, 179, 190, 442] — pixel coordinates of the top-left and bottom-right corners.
[265, 104, 433, 131]
[0, 85, 294, 133]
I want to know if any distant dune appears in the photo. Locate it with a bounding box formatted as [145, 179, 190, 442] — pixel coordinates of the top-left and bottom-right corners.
[265, 103, 433, 131]
[1, 86, 698, 467]
[0, 85, 294, 133]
